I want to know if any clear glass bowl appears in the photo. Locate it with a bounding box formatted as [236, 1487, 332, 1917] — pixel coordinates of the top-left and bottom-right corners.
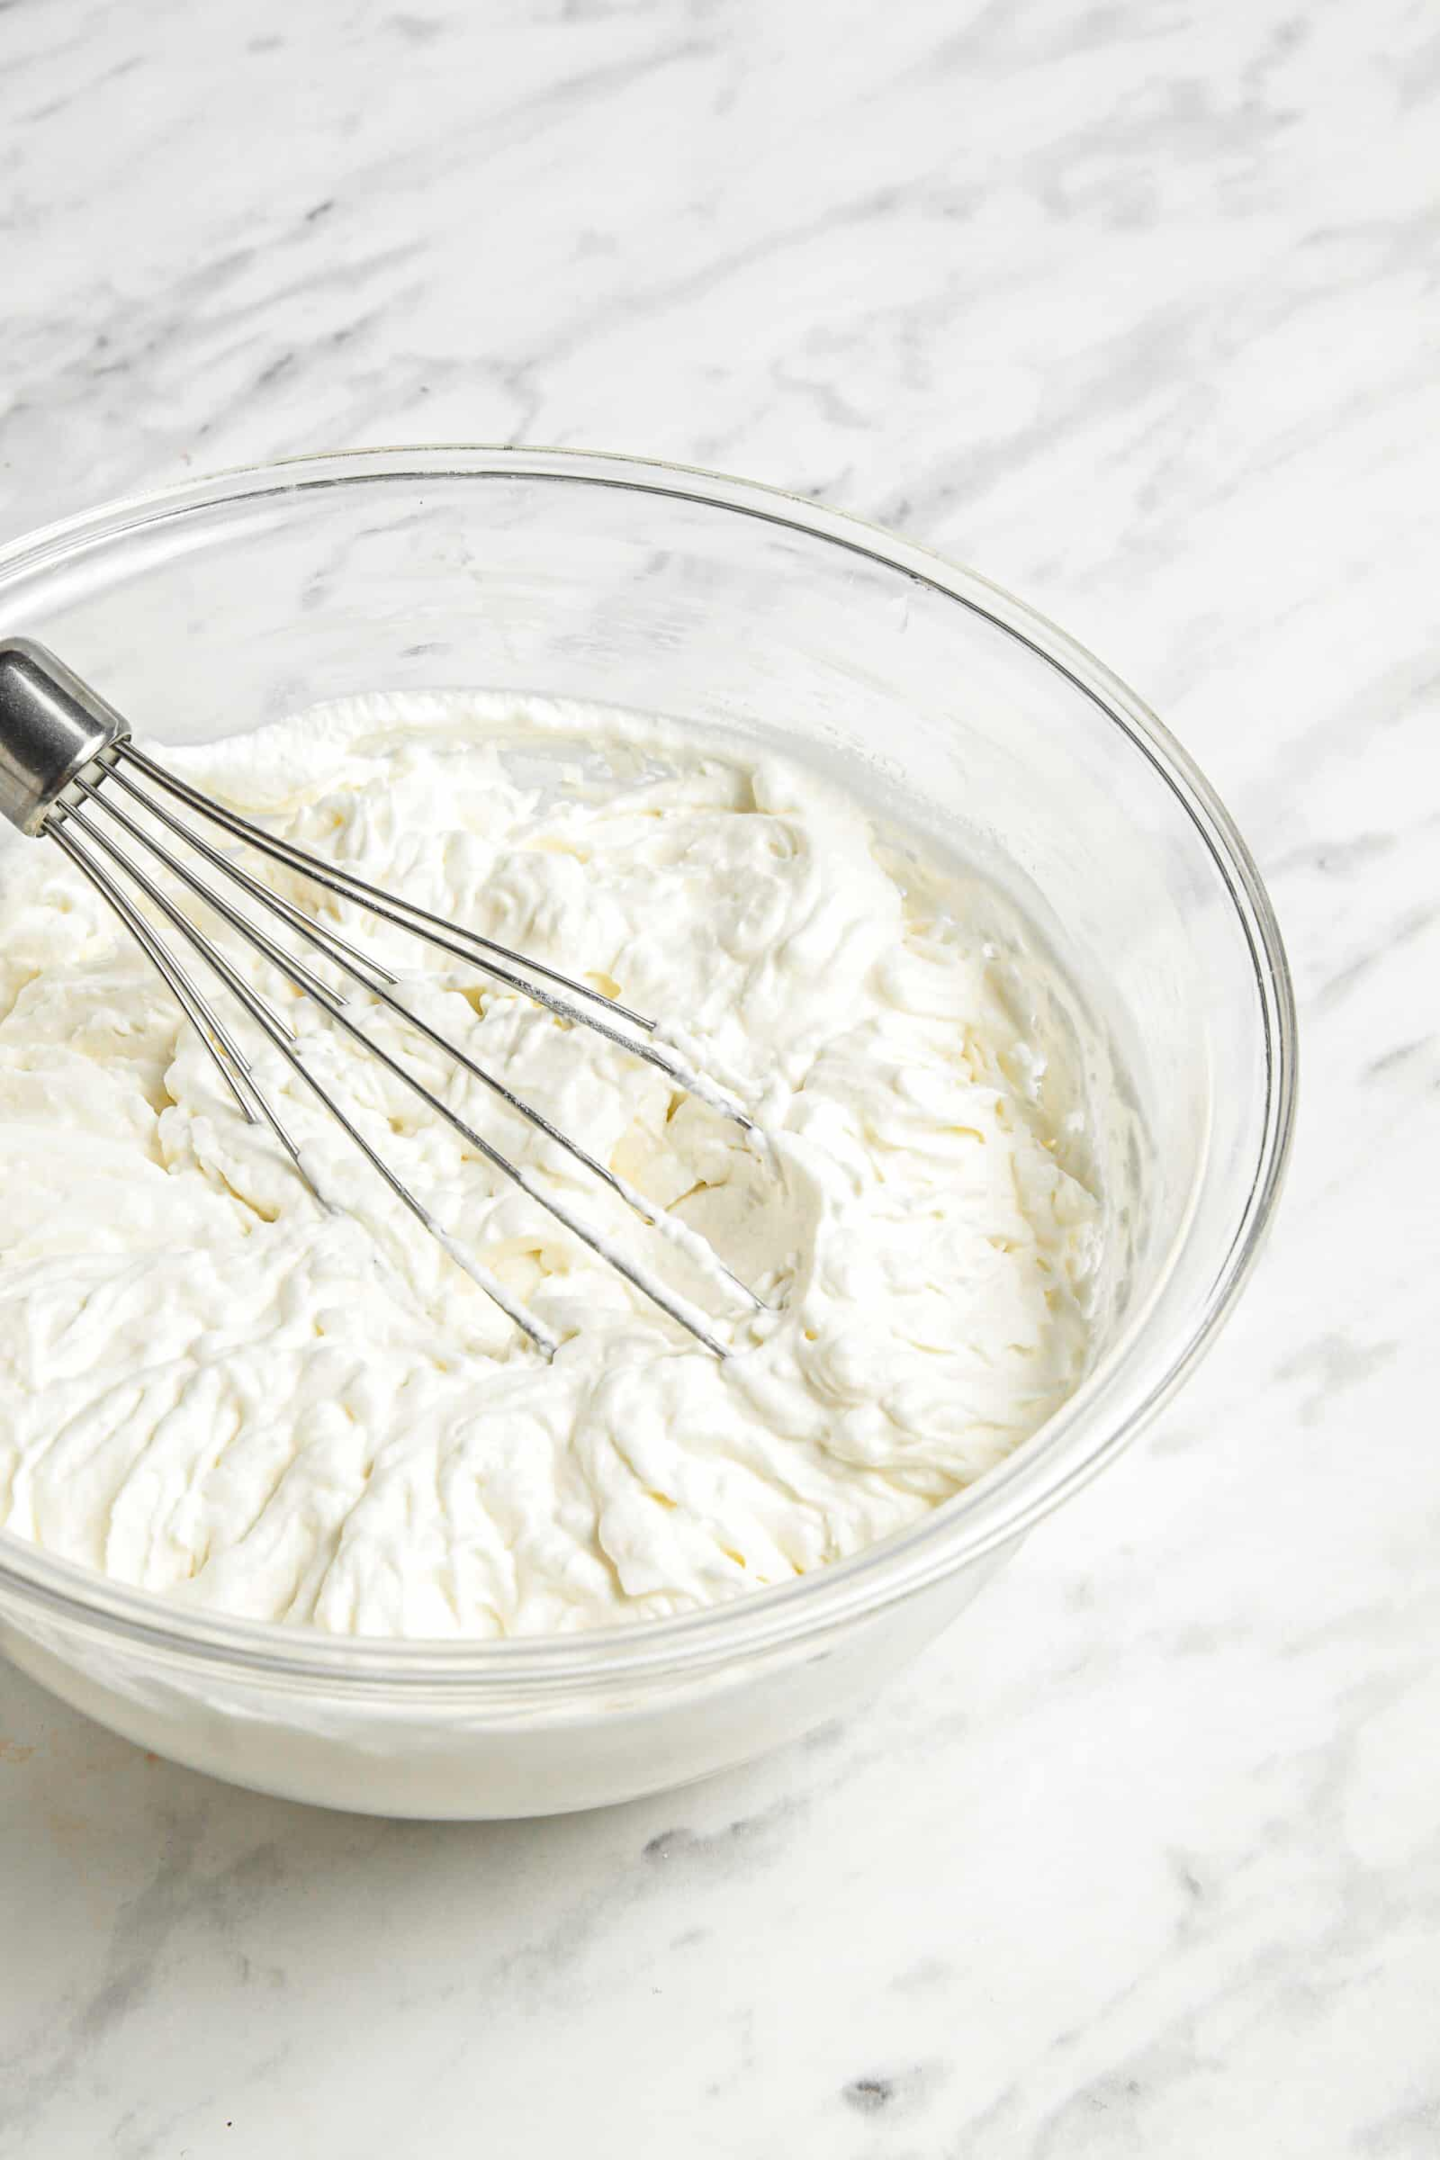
[0, 449, 1295, 1817]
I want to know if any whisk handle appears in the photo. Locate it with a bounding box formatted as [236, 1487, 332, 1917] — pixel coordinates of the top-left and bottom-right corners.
[0, 638, 130, 835]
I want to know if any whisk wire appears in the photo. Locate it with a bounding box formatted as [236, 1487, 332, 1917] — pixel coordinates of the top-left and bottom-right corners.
[52, 816, 318, 1186]
[55, 799, 564, 1352]
[62, 777, 736, 1356]
[101, 756, 400, 991]
[115, 742, 755, 1130]
[50, 820, 258, 1125]
[116, 742, 660, 1033]
[92, 760, 758, 1303]
[0, 637, 762, 1360]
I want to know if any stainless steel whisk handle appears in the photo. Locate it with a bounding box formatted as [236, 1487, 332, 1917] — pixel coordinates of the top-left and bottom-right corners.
[0, 637, 130, 836]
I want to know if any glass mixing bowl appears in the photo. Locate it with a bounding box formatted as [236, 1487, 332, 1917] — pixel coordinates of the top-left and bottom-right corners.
[0, 449, 1294, 1817]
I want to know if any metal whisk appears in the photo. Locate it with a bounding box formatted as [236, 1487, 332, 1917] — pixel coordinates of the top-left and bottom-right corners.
[0, 637, 766, 1358]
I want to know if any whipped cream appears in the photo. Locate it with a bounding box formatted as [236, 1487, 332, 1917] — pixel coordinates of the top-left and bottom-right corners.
[0, 695, 1101, 1636]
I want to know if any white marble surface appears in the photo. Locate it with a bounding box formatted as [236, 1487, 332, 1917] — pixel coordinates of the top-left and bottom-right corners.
[2, 0, 1437, 2152]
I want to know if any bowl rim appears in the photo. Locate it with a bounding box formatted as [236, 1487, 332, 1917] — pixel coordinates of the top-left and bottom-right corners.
[0, 444, 1297, 1687]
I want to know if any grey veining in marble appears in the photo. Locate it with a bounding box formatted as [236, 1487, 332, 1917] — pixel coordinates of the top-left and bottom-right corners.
[2, 0, 1438, 2154]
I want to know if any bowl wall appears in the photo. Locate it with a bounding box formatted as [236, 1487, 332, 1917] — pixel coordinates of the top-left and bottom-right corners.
[0, 450, 1293, 1815]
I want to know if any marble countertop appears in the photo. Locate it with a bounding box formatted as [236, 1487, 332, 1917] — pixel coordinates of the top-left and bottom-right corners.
[2, 1, 1436, 2153]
